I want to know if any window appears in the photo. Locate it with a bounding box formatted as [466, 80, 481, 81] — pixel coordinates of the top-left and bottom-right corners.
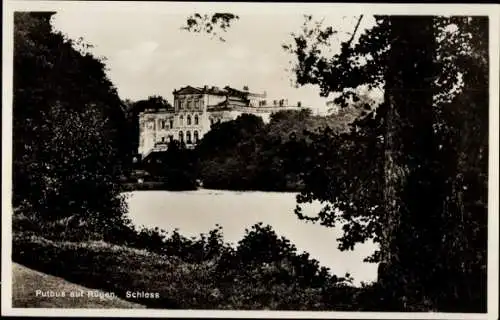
[195, 100, 203, 110]
[187, 115, 192, 125]
[186, 131, 191, 144]
[179, 115, 184, 126]
[161, 137, 165, 143]
[187, 101, 192, 109]
[194, 100, 199, 109]
[161, 120, 166, 129]
[194, 130, 199, 143]
[169, 119, 174, 128]
[179, 131, 184, 142]
[194, 115, 199, 125]
[210, 118, 214, 126]
[169, 135, 173, 142]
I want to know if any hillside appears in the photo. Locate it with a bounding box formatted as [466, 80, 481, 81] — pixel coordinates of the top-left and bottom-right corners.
[12, 263, 146, 309]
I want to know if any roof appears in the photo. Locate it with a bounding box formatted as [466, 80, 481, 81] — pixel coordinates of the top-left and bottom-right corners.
[207, 100, 230, 111]
[173, 85, 266, 98]
[223, 86, 248, 98]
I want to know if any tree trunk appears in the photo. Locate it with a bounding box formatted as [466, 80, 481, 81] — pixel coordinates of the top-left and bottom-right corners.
[378, 16, 439, 309]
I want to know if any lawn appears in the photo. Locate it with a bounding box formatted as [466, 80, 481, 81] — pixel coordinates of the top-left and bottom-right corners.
[12, 231, 367, 310]
[12, 262, 146, 309]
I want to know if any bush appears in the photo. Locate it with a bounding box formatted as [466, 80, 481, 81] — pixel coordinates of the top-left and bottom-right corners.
[13, 12, 129, 236]
[138, 141, 199, 191]
[13, 221, 361, 310]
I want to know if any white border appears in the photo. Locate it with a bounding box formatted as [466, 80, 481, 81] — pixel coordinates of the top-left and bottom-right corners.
[2, 1, 499, 319]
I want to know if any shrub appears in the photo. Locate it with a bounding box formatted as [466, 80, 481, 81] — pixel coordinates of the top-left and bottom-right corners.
[13, 12, 129, 239]
[12, 221, 362, 310]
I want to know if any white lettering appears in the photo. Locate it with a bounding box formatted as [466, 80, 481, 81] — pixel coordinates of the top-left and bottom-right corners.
[34, 290, 66, 297]
[125, 291, 160, 299]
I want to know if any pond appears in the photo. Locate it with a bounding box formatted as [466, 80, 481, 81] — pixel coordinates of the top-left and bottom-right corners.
[125, 189, 378, 286]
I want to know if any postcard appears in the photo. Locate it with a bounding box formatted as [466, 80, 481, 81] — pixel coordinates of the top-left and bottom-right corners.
[2, 1, 499, 319]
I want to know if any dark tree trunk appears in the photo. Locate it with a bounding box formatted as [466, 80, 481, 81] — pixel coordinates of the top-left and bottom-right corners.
[378, 16, 440, 309]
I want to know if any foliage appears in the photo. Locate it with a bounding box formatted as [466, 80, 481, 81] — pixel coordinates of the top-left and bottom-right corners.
[195, 110, 360, 191]
[428, 17, 488, 311]
[196, 114, 275, 190]
[13, 12, 129, 235]
[182, 13, 240, 42]
[141, 140, 199, 190]
[13, 221, 359, 310]
[282, 14, 488, 311]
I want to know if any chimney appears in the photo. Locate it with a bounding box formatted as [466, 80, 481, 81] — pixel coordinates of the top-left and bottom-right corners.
[243, 85, 249, 91]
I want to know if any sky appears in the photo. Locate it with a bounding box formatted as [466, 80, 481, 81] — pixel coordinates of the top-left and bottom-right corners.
[51, 8, 376, 113]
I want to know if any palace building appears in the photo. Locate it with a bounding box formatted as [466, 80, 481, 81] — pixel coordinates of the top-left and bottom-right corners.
[138, 85, 304, 158]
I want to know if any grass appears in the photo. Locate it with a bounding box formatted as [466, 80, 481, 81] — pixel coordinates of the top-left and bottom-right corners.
[12, 231, 367, 310]
[13, 232, 186, 309]
[12, 262, 146, 309]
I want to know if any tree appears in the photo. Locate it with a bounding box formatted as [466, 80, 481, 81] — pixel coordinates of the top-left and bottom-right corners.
[142, 140, 199, 191]
[196, 114, 267, 190]
[13, 12, 129, 237]
[182, 13, 488, 310]
[429, 17, 488, 311]
[283, 15, 488, 311]
[196, 113, 266, 157]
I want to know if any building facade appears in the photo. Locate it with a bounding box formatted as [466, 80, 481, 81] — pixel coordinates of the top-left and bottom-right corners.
[138, 85, 304, 158]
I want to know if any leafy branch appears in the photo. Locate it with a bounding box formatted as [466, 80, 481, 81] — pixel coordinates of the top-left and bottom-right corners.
[181, 13, 240, 42]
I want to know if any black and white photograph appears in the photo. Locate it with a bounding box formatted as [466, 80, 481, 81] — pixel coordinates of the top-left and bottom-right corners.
[1, 1, 499, 318]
